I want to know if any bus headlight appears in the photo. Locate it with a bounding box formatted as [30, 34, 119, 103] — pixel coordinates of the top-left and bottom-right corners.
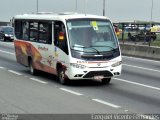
[111, 61, 122, 67]
[70, 63, 86, 69]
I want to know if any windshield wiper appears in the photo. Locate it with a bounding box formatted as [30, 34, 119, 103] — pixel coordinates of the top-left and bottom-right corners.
[88, 47, 101, 55]
[71, 45, 101, 55]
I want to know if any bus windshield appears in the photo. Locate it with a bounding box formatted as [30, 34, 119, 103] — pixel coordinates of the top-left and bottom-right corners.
[67, 19, 118, 53]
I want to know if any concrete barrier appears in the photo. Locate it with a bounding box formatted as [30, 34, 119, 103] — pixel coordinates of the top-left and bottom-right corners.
[120, 43, 160, 60]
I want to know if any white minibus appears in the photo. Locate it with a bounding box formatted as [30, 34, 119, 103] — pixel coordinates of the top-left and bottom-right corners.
[13, 12, 122, 84]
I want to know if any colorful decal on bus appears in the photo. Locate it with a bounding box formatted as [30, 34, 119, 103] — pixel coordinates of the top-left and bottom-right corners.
[14, 40, 57, 74]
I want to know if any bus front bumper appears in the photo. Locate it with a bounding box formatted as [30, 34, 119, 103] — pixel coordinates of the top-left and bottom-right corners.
[65, 65, 122, 80]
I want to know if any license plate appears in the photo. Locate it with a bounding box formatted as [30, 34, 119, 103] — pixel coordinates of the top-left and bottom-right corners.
[93, 75, 104, 80]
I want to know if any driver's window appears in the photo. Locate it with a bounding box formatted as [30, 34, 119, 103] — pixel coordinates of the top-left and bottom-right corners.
[54, 21, 68, 55]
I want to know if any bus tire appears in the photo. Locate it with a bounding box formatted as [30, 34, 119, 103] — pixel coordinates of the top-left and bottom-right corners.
[57, 67, 67, 85]
[2, 36, 6, 42]
[29, 59, 37, 75]
[101, 78, 111, 85]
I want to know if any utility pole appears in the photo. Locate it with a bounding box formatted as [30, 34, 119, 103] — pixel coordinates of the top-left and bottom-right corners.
[149, 0, 153, 46]
[150, 0, 153, 27]
[75, 0, 77, 12]
[103, 0, 105, 16]
[85, 0, 87, 15]
[37, 0, 39, 13]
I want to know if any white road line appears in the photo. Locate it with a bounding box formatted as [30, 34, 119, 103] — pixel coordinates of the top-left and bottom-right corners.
[0, 49, 15, 55]
[92, 99, 121, 108]
[8, 70, 22, 75]
[114, 78, 160, 91]
[123, 56, 159, 63]
[30, 78, 48, 84]
[60, 88, 83, 96]
[0, 42, 14, 46]
[123, 64, 160, 73]
[0, 66, 4, 69]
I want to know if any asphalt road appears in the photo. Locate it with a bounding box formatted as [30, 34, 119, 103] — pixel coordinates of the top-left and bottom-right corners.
[0, 41, 160, 119]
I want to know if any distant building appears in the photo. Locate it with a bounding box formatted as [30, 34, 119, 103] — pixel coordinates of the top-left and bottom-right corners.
[0, 21, 10, 26]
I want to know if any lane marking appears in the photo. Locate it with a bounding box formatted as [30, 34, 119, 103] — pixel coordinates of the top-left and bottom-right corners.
[0, 42, 14, 46]
[30, 78, 48, 84]
[60, 88, 83, 96]
[0, 49, 15, 55]
[92, 99, 121, 108]
[0, 66, 4, 69]
[114, 78, 160, 91]
[124, 110, 129, 112]
[8, 70, 22, 76]
[123, 64, 160, 73]
[123, 56, 159, 63]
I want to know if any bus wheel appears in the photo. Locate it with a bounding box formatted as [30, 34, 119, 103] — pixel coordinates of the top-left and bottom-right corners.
[29, 59, 37, 75]
[101, 78, 111, 85]
[2, 36, 6, 42]
[58, 67, 67, 85]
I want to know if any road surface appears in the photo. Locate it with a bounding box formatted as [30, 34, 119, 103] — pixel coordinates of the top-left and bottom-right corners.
[0, 41, 160, 120]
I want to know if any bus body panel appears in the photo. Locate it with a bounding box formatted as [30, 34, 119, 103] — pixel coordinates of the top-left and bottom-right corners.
[14, 39, 71, 76]
[14, 40, 57, 74]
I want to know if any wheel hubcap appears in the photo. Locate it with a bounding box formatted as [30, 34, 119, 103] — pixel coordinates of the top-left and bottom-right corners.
[60, 71, 65, 81]
[30, 64, 34, 74]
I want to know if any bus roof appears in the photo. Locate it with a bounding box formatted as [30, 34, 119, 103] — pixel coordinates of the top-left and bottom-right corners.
[14, 12, 109, 21]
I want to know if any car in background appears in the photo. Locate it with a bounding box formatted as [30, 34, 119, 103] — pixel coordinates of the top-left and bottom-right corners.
[0, 26, 14, 41]
[128, 30, 157, 42]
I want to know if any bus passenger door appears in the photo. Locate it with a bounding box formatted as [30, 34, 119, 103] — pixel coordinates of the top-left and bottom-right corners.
[53, 21, 69, 69]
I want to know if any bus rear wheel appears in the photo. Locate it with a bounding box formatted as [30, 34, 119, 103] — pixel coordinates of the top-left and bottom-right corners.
[2, 36, 6, 42]
[29, 59, 37, 75]
[57, 67, 68, 85]
[101, 78, 111, 85]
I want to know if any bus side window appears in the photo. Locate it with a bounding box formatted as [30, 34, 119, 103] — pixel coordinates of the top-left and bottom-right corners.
[15, 20, 23, 39]
[48, 23, 52, 44]
[22, 21, 29, 40]
[39, 22, 52, 44]
[54, 21, 68, 55]
[29, 22, 38, 42]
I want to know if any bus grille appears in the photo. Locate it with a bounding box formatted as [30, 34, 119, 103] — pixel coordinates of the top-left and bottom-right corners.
[83, 71, 113, 78]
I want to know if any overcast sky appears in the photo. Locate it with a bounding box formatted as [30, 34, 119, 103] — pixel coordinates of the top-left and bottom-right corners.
[0, 0, 159, 22]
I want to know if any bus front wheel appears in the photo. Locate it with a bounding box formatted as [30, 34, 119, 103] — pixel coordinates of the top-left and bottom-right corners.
[101, 78, 111, 85]
[57, 67, 68, 85]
